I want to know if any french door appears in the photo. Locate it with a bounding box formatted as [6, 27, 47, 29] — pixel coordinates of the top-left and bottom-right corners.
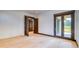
[54, 11, 75, 40]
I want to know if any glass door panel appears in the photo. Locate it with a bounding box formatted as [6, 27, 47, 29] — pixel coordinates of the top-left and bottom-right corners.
[56, 16, 62, 36]
[64, 15, 71, 38]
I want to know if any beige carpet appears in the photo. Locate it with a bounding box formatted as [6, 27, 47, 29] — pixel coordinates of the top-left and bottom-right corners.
[0, 33, 77, 48]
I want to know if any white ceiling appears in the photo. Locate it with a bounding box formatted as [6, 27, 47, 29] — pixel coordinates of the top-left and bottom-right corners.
[25, 10, 49, 15]
[0, 10, 70, 16]
[0, 10, 49, 16]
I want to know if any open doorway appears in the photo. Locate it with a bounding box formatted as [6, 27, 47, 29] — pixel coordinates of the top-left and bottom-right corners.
[24, 16, 38, 36]
[28, 18, 34, 35]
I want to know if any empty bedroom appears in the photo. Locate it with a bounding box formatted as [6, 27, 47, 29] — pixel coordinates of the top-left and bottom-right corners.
[0, 10, 79, 48]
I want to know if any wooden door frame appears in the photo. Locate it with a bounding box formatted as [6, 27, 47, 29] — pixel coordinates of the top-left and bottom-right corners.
[54, 10, 75, 41]
[24, 16, 38, 36]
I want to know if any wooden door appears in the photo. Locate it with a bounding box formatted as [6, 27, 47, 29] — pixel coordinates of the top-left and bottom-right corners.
[34, 18, 38, 33]
[24, 16, 38, 36]
[24, 16, 29, 36]
[54, 11, 75, 40]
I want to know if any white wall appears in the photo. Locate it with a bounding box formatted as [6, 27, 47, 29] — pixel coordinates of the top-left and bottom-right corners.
[38, 10, 79, 46]
[0, 11, 35, 39]
[75, 10, 79, 46]
[38, 10, 69, 35]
